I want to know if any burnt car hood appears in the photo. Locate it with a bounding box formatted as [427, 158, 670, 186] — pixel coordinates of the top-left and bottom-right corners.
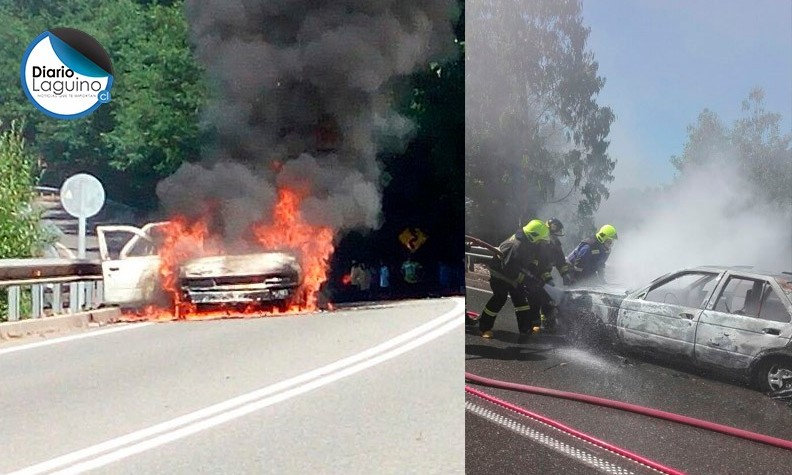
[562, 282, 631, 301]
[179, 253, 300, 279]
[557, 282, 632, 323]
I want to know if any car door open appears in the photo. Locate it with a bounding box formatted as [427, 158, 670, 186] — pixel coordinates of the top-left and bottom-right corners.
[97, 224, 164, 306]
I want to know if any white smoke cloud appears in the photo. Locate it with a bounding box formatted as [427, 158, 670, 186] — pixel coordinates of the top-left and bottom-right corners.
[597, 160, 792, 286]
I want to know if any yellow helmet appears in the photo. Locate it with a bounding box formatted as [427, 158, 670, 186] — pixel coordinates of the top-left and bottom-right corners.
[596, 224, 618, 243]
[522, 219, 550, 243]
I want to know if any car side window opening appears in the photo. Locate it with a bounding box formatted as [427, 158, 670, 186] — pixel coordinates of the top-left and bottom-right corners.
[125, 236, 156, 257]
[643, 273, 718, 307]
[696, 274, 719, 308]
[714, 277, 757, 315]
[757, 285, 792, 323]
[104, 233, 134, 260]
[125, 228, 166, 258]
[712, 276, 790, 322]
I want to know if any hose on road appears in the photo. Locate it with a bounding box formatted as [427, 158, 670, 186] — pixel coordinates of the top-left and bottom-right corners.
[466, 385, 687, 475]
[465, 371, 792, 451]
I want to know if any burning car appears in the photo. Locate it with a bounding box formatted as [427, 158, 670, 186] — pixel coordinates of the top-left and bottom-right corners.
[97, 222, 301, 312]
[557, 266, 792, 392]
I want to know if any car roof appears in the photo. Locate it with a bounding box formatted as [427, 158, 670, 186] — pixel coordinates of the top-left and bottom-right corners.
[691, 265, 792, 280]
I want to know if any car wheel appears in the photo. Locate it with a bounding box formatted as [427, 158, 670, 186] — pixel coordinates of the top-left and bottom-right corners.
[755, 356, 792, 393]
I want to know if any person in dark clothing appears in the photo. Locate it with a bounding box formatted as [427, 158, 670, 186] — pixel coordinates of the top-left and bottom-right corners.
[539, 218, 573, 286]
[536, 218, 574, 331]
[566, 224, 618, 284]
[479, 219, 550, 343]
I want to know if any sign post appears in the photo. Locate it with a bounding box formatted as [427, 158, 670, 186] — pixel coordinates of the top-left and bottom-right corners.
[60, 173, 105, 312]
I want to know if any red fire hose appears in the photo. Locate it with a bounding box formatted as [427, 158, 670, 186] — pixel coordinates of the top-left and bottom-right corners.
[466, 372, 792, 451]
[466, 385, 687, 475]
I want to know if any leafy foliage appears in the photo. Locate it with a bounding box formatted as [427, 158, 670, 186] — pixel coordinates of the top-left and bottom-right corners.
[393, 0, 464, 263]
[0, 120, 47, 258]
[465, 0, 615, 242]
[0, 0, 207, 209]
[672, 88, 792, 207]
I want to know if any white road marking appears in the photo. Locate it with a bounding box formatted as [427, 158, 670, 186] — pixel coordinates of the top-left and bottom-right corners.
[0, 323, 154, 356]
[9, 298, 463, 475]
[467, 286, 493, 294]
[0, 300, 437, 357]
[466, 401, 637, 475]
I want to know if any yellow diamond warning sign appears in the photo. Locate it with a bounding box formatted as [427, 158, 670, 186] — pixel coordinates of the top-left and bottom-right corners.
[399, 227, 428, 253]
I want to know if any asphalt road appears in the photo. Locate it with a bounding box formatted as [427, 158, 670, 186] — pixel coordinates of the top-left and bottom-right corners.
[0, 297, 464, 475]
[466, 284, 792, 475]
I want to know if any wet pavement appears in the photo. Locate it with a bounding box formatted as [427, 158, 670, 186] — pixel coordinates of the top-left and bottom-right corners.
[466, 283, 792, 474]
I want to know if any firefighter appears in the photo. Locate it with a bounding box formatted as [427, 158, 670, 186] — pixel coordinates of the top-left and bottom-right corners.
[566, 224, 618, 284]
[537, 218, 574, 331]
[479, 219, 550, 343]
[541, 218, 573, 286]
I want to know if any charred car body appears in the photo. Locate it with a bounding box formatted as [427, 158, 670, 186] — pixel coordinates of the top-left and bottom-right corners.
[558, 266, 792, 392]
[97, 223, 301, 310]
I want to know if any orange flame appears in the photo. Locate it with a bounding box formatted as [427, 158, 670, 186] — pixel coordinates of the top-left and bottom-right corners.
[252, 188, 334, 311]
[122, 187, 333, 321]
[158, 217, 219, 318]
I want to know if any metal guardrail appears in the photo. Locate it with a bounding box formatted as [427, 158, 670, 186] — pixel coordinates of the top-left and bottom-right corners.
[34, 185, 60, 195]
[33, 186, 61, 202]
[465, 246, 496, 272]
[0, 258, 104, 322]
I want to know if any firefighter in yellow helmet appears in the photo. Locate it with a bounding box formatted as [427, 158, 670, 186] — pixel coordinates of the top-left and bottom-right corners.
[566, 224, 618, 284]
[479, 219, 550, 343]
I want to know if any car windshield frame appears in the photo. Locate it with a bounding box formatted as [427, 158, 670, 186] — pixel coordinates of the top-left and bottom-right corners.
[631, 269, 722, 302]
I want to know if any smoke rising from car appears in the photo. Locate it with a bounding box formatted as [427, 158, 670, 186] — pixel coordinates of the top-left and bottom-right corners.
[597, 159, 792, 286]
[157, 0, 458, 242]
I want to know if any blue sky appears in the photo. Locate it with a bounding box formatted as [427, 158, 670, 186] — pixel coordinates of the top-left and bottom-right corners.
[580, 0, 792, 190]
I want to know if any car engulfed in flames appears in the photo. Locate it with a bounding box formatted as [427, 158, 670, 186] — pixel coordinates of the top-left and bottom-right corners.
[96, 187, 334, 320]
[97, 222, 303, 315]
[178, 253, 301, 309]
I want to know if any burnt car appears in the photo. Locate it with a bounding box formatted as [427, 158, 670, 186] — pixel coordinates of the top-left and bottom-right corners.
[558, 266, 792, 392]
[97, 223, 301, 310]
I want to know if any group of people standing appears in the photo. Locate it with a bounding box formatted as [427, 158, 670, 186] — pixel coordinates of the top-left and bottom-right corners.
[349, 261, 391, 299]
[347, 257, 429, 301]
[473, 218, 618, 343]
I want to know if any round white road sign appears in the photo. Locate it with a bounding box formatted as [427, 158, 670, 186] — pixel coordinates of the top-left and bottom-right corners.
[60, 173, 105, 218]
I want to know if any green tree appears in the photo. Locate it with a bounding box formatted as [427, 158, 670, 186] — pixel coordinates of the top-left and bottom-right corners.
[398, 0, 464, 262]
[466, 0, 615, 242]
[672, 88, 791, 208]
[0, 120, 47, 258]
[670, 109, 731, 174]
[0, 0, 207, 210]
[731, 89, 791, 206]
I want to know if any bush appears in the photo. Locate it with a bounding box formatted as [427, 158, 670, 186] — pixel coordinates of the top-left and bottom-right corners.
[0, 120, 49, 321]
